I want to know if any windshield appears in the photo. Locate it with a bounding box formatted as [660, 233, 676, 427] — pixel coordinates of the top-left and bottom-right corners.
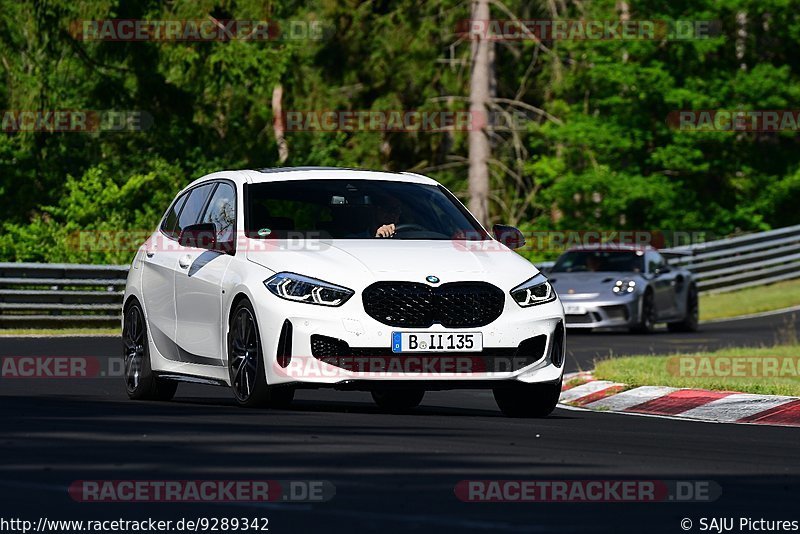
[551, 250, 645, 273]
[245, 179, 488, 240]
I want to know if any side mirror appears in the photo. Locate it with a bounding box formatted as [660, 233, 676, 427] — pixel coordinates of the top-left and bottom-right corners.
[178, 223, 217, 250]
[654, 266, 672, 276]
[493, 224, 526, 250]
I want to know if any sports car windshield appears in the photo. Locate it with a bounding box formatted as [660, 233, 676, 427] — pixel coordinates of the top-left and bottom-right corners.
[551, 250, 645, 273]
[246, 179, 489, 240]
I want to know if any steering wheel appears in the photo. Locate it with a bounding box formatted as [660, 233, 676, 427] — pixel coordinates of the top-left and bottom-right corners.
[392, 223, 426, 234]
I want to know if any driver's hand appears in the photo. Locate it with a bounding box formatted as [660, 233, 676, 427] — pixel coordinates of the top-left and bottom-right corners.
[375, 224, 396, 238]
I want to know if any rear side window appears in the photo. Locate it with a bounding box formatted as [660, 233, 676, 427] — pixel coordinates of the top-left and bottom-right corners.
[175, 184, 215, 238]
[161, 194, 188, 239]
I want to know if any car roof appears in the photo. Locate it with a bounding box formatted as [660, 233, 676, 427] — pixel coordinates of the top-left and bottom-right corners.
[250, 167, 438, 185]
[182, 167, 438, 192]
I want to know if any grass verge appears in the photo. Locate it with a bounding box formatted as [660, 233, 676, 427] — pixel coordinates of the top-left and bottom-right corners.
[699, 278, 800, 321]
[594, 344, 800, 397]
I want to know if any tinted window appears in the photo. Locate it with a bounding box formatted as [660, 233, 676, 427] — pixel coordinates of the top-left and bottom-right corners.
[648, 252, 667, 273]
[246, 179, 487, 240]
[201, 182, 236, 244]
[175, 184, 215, 237]
[551, 250, 645, 273]
[161, 194, 188, 238]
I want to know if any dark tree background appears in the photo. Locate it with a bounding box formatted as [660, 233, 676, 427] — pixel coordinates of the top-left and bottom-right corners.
[1, 0, 798, 263]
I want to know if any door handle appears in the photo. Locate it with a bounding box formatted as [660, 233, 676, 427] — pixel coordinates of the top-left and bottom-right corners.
[178, 255, 193, 269]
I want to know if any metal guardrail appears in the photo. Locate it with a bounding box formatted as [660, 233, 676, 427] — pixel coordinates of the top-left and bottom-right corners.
[662, 224, 800, 294]
[1, 225, 798, 326]
[0, 263, 127, 327]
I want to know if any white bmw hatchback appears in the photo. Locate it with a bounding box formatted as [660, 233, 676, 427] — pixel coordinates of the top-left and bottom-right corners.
[123, 167, 565, 417]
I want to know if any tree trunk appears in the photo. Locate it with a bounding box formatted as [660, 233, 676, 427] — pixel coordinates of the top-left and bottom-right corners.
[271, 84, 289, 163]
[736, 11, 748, 71]
[617, 1, 630, 63]
[468, 0, 491, 227]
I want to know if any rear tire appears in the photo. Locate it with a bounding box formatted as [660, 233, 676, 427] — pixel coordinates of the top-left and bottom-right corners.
[667, 285, 699, 333]
[123, 301, 177, 401]
[630, 290, 656, 334]
[371, 389, 425, 412]
[493, 379, 562, 418]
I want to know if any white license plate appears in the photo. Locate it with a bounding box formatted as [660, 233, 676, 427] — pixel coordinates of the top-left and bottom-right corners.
[391, 332, 483, 353]
[563, 304, 586, 315]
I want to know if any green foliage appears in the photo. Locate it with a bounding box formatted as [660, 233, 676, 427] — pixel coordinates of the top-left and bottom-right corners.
[0, 0, 798, 263]
[522, 0, 800, 246]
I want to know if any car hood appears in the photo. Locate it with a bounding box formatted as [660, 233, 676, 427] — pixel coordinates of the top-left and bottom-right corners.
[246, 239, 537, 291]
[549, 272, 644, 297]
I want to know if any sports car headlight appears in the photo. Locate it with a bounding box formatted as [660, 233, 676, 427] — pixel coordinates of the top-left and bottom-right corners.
[264, 272, 354, 307]
[612, 279, 637, 295]
[510, 274, 556, 307]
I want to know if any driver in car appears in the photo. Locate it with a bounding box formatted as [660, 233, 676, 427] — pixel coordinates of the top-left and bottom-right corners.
[587, 255, 603, 272]
[374, 200, 402, 238]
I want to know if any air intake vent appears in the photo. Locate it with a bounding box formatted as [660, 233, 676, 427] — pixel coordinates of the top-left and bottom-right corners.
[276, 320, 293, 368]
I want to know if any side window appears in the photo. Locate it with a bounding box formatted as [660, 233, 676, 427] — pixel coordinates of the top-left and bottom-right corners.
[648, 252, 666, 274]
[201, 182, 236, 244]
[161, 194, 188, 239]
[175, 183, 215, 238]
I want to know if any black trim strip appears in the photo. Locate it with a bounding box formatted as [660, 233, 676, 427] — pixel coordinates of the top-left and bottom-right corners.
[150, 323, 224, 367]
[154, 372, 227, 386]
[188, 249, 224, 277]
[177, 343, 225, 367]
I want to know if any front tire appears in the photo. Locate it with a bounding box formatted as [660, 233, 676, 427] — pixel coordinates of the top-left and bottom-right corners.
[228, 300, 295, 408]
[667, 285, 699, 333]
[493, 379, 562, 418]
[371, 389, 425, 412]
[630, 290, 656, 334]
[123, 301, 177, 401]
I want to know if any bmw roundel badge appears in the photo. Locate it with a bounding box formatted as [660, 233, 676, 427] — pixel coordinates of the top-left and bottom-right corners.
[426, 275, 440, 284]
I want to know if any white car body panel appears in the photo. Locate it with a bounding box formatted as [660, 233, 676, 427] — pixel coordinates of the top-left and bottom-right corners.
[245, 240, 538, 289]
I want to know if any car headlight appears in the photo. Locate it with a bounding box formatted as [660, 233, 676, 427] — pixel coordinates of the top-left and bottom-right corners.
[612, 279, 637, 295]
[264, 272, 354, 307]
[511, 273, 556, 307]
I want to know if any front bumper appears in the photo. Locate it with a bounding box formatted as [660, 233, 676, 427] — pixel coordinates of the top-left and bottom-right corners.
[561, 295, 640, 329]
[252, 290, 565, 387]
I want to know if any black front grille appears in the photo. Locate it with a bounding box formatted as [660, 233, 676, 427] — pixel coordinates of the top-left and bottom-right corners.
[565, 313, 596, 324]
[310, 334, 546, 373]
[362, 281, 504, 328]
[605, 305, 629, 322]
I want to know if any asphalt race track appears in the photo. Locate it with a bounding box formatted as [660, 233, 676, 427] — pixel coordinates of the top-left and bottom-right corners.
[0, 310, 798, 533]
